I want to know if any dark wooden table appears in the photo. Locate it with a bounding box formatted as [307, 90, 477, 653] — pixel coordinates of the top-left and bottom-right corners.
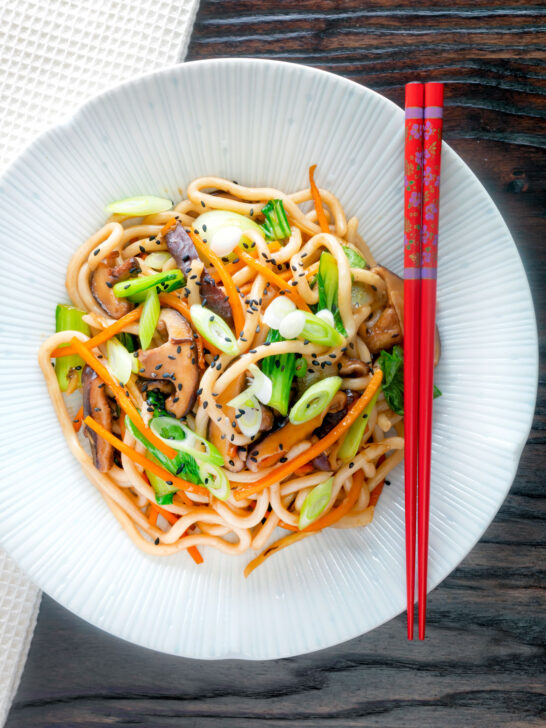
[7, 2, 545, 726]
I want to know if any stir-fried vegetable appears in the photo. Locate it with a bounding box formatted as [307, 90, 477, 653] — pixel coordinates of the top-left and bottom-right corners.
[227, 388, 263, 438]
[144, 252, 172, 270]
[279, 310, 344, 348]
[139, 288, 160, 350]
[105, 195, 173, 216]
[317, 251, 346, 335]
[263, 297, 296, 330]
[378, 345, 442, 416]
[342, 245, 366, 269]
[190, 304, 240, 356]
[261, 199, 291, 240]
[234, 369, 383, 501]
[192, 209, 264, 254]
[289, 376, 342, 425]
[125, 415, 203, 485]
[261, 328, 296, 416]
[106, 337, 134, 385]
[198, 461, 231, 501]
[113, 269, 185, 301]
[54, 304, 90, 391]
[150, 416, 224, 466]
[309, 165, 330, 233]
[299, 477, 333, 529]
[146, 469, 178, 505]
[338, 387, 381, 461]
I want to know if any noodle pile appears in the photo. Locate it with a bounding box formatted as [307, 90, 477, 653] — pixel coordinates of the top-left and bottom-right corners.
[39, 175, 406, 575]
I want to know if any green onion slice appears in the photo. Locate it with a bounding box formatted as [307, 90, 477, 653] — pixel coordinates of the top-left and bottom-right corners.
[337, 387, 381, 461]
[139, 288, 160, 350]
[150, 416, 224, 466]
[263, 297, 296, 330]
[198, 462, 231, 501]
[144, 252, 172, 270]
[106, 337, 133, 385]
[248, 364, 272, 405]
[299, 476, 333, 530]
[301, 312, 344, 348]
[193, 209, 264, 255]
[105, 195, 173, 216]
[190, 304, 240, 356]
[294, 357, 308, 378]
[289, 376, 342, 425]
[315, 309, 335, 328]
[113, 269, 184, 300]
[146, 470, 178, 505]
[226, 392, 262, 438]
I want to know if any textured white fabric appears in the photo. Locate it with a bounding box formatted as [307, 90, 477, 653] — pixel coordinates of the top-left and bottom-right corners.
[0, 0, 199, 723]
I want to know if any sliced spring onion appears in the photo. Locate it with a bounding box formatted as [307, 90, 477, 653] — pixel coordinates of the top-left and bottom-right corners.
[317, 251, 347, 336]
[343, 245, 367, 269]
[278, 310, 306, 339]
[150, 416, 224, 466]
[300, 312, 344, 347]
[144, 252, 172, 270]
[248, 363, 272, 405]
[337, 388, 381, 461]
[315, 309, 335, 328]
[190, 304, 240, 356]
[228, 393, 262, 438]
[199, 462, 231, 501]
[210, 226, 245, 257]
[192, 209, 264, 252]
[113, 269, 185, 301]
[54, 304, 90, 392]
[106, 337, 133, 385]
[261, 199, 291, 240]
[146, 469, 178, 505]
[289, 376, 342, 425]
[263, 297, 296, 330]
[139, 288, 160, 350]
[105, 195, 173, 216]
[299, 477, 333, 530]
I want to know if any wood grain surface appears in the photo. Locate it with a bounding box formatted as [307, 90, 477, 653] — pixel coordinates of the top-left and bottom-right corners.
[6, 1, 545, 726]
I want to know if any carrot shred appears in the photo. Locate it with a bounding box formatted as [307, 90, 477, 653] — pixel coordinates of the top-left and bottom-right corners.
[369, 480, 384, 508]
[294, 464, 314, 476]
[244, 531, 311, 577]
[51, 307, 142, 359]
[149, 503, 203, 564]
[160, 217, 178, 236]
[84, 415, 208, 497]
[309, 164, 330, 234]
[234, 246, 311, 311]
[233, 370, 383, 501]
[72, 406, 84, 433]
[148, 507, 158, 527]
[305, 470, 363, 531]
[188, 230, 245, 337]
[71, 337, 177, 460]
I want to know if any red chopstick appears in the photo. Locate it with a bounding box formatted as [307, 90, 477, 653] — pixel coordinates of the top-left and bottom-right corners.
[418, 82, 444, 640]
[403, 82, 425, 640]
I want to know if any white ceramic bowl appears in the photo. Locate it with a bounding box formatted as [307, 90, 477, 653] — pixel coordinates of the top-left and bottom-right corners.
[0, 59, 538, 659]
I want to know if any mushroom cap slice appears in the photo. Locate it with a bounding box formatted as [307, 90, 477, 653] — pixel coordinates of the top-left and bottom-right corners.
[82, 365, 114, 472]
[360, 265, 441, 366]
[138, 308, 199, 418]
[90, 257, 141, 320]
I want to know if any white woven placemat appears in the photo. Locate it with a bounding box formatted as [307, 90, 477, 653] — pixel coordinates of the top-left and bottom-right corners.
[0, 0, 199, 723]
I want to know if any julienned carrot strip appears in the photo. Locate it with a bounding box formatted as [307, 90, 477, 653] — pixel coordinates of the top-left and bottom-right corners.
[84, 415, 208, 496]
[72, 406, 84, 433]
[234, 247, 311, 311]
[158, 292, 213, 363]
[369, 480, 384, 508]
[71, 337, 177, 460]
[148, 506, 158, 527]
[188, 230, 245, 336]
[244, 531, 312, 577]
[149, 503, 203, 564]
[294, 463, 314, 476]
[309, 164, 330, 234]
[51, 307, 142, 358]
[233, 370, 383, 501]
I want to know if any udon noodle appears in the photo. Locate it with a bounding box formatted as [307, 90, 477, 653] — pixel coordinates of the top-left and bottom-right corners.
[39, 172, 410, 575]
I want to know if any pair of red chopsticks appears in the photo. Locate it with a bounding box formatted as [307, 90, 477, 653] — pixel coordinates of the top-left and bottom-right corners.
[403, 81, 444, 640]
